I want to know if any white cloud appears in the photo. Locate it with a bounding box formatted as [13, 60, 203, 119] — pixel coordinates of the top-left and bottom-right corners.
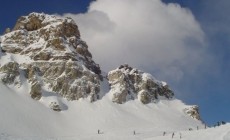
[62, 0, 208, 83]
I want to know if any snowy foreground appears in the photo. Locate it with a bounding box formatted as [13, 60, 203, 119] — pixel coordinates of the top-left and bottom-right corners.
[1, 125, 230, 140]
[0, 82, 229, 140]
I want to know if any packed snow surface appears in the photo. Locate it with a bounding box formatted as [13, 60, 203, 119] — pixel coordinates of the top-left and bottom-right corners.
[1, 82, 228, 140]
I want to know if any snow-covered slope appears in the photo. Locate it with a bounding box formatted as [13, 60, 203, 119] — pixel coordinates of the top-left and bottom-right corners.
[0, 12, 227, 140]
[0, 82, 229, 140]
[148, 124, 230, 140]
[0, 12, 102, 106]
[0, 81, 204, 140]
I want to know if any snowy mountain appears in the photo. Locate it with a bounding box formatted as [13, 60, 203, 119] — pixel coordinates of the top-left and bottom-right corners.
[0, 12, 228, 140]
[0, 12, 178, 111]
[0, 12, 102, 108]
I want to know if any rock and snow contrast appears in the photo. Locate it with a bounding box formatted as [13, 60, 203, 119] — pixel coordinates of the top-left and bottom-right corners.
[108, 64, 174, 104]
[0, 12, 101, 105]
[0, 13, 229, 140]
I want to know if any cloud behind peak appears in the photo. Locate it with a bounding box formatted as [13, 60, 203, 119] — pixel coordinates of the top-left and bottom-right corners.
[63, 0, 208, 83]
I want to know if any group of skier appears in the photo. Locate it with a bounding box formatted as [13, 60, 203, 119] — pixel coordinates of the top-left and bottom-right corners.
[97, 122, 226, 138]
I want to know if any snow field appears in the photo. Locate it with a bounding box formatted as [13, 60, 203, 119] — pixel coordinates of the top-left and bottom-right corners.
[0, 82, 204, 139]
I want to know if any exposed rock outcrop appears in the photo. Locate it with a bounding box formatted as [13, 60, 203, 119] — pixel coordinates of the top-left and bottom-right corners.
[108, 64, 174, 104]
[1, 12, 100, 74]
[30, 82, 42, 100]
[0, 12, 101, 102]
[49, 102, 61, 112]
[184, 105, 201, 120]
[0, 62, 20, 85]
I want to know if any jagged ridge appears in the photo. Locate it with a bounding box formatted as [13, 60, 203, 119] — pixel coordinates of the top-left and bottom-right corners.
[0, 12, 201, 121]
[108, 64, 174, 104]
[0, 12, 102, 108]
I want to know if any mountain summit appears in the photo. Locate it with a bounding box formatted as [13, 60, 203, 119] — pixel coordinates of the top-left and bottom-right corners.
[0, 12, 178, 108]
[0, 12, 102, 105]
[0, 13, 209, 139]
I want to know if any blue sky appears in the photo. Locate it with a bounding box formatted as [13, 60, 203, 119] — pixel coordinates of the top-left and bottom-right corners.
[0, 0, 92, 33]
[0, 0, 229, 125]
[162, 0, 230, 125]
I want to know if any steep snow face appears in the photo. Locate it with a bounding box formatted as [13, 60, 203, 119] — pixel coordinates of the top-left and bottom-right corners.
[0, 13, 102, 108]
[108, 64, 174, 104]
[1, 81, 227, 140]
[0, 82, 205, 139]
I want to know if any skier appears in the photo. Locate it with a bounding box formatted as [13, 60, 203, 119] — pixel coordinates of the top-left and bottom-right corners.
[98, 129, 100, 134]
[163, 131, 166, 136]
[133, 130, 136, 135]
[180, 133, 182, 139]
[217, 122, 220, 126]
[222, 121, 226, 125]
[172, 132, 174, 138]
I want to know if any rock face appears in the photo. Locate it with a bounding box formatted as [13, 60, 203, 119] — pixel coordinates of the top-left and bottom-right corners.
[184, 105, 201, 120]
[0, 12, 101, 102]
[49, 102, 61, 112]
[108, 64, 174, 104]
[1, 12, 100, 73]
[0, 12, 201, 122]
[0, 62, 20, 85]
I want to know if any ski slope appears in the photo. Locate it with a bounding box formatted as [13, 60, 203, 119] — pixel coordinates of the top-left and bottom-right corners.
[0, 82, 229, 140]
[149, 124, 230, 140]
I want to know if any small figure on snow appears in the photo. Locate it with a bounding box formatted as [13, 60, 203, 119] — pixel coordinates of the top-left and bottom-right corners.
[180, 133, 182, 139]
[222, 121, 226, 125]
[172, 132, 175, 138]
[163, 131, 166, 136]
[217, 122, 220, 126]
[97, 129, 100, 134]
[133, 130, 136, 135]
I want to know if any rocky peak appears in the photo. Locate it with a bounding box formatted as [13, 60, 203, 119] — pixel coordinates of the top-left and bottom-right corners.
[13, 12, 80, 37]
[108, 64, 174, 104]
[0, 13, 102, 110]
[1, 12, 100, 74]
[0, 12, 201, 121]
